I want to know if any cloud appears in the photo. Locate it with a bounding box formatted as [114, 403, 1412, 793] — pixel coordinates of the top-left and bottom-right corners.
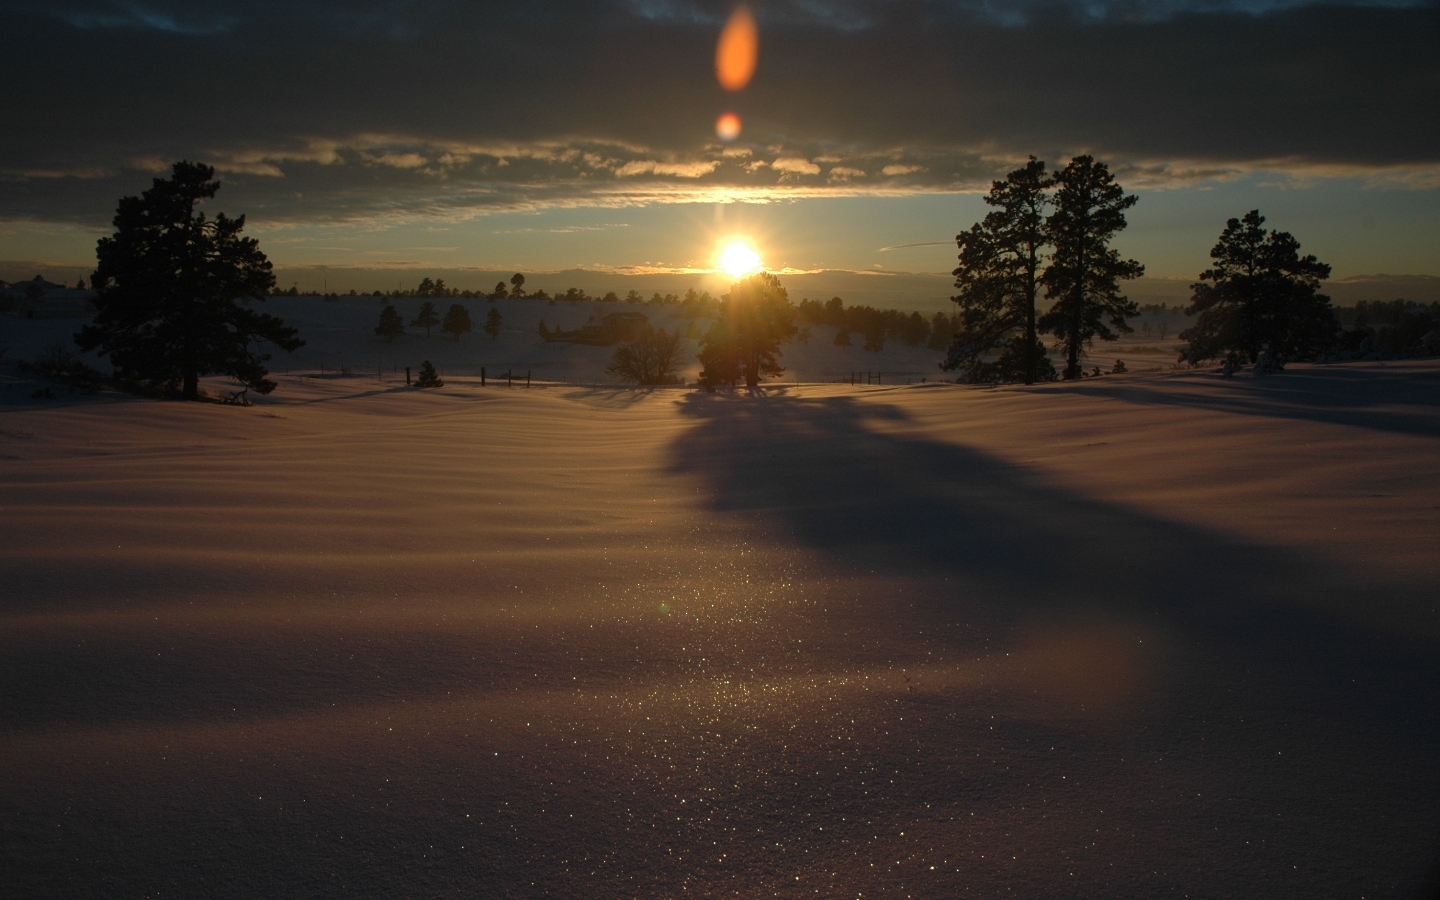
[614, 159, 720, 178]
[772, 157, 822, 176]
[0, 0, 1436, 227]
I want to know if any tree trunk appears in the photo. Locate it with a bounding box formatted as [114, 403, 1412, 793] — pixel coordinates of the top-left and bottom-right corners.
[1024, 280, 1037, 385]
[183, 371, 199, 400]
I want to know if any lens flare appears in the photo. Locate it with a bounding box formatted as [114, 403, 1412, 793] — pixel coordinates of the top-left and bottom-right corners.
[716, 112, 742, 141]
[716, 5, 758, 91]
[718, 240, 763, 278]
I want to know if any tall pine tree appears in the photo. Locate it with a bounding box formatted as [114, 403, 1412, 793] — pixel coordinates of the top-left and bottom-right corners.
[441, 303, 472, 341]
[1039, 156, 1144, 380]
[412, 301, 440, 337]
[483, 307, 503, 340]
[375, 304, 405, 343]
[944, 157, 1055, 384]
[1180, 210, 1336, 369]
[77, 161, 303, 399]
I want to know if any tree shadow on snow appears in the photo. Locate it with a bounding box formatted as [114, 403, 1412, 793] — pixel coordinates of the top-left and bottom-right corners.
[665, 389, 1440, 747]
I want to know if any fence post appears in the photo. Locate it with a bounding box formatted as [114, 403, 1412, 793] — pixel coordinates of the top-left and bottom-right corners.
[405, 366, 411, 385]
[526, 370, 531, 388]
[481, 366, 486, 387]
[507, 371, 512, 388]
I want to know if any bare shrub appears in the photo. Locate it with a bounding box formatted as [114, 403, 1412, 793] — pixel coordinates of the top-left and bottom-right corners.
[607, 326, 685, 385]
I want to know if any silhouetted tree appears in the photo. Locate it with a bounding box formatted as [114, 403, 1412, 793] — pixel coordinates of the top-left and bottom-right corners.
[484, 307, 503, 340]
[1039, 156, 1144, 380]
[77, 161, 302, 399]
[927, 312, 952, 351]
[375, 304, 405, 343]
[697, 273, 798, 388]
[833, 329, 853, 347]
[509, 273, 526, 298]
[491, 281, 508, 300]
[607, 326, 685, 384]
[902, 311, 929, 347]
[1179, 210, 1336, 369]
[412, 301, 440, 337]
[415, 360, 443, 387]
[442, 303, 472, 341]
[945, 157, 1055, 384]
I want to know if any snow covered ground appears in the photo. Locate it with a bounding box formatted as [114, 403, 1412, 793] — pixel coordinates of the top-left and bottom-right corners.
[1, 358, 1437, 897]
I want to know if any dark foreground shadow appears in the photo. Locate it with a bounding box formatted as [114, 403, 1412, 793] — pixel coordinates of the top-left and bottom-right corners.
[666, 390, 1440, 746]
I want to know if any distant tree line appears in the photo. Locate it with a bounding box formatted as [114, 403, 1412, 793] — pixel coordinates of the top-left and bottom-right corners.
[796, 297, 946, 353]
[42, 158, 1437, 402]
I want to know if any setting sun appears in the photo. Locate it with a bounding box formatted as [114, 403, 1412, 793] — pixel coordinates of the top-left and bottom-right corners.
[717, 239, 763, 278]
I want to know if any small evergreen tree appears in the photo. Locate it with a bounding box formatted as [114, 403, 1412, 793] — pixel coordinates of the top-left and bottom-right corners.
[1039, 156, 1144, 380]
[375, 304, 405, 343]
[491, 281, 508, 300]
[412, 301, 440, 337]
[833, 329, 853, 347]
[1179, 210, 1336, 369]
[441, 303, 472, 341]
[76, 161, 303, 399]
[415, 360, 443, 387]
[483, 307, 503, 340]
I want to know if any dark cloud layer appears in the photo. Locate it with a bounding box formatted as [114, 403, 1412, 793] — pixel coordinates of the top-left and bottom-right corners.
[1, 0, 1436, 224]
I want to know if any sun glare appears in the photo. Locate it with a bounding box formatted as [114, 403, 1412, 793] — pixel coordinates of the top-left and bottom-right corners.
[718, 240, 763, 278]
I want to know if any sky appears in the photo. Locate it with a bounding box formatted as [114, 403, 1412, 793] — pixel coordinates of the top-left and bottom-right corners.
[1, 0, 1437, 295]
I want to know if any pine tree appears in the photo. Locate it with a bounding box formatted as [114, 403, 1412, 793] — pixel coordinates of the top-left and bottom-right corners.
[375, 304, 405, 343]
[491, 282, 508, 301]
[441, 303, 472, 341]
[412, 301, 440, 337]
[944, 158, 1055, 384]
[509, 273, 526, 298]
[1179, 210, 1336, 369]
[483, 307, 503, 340]
[76, 161, 303, 399]
[415, 360, 443, 388]
[1039, 156, 1144, 380]
[697, 273, 797, 388]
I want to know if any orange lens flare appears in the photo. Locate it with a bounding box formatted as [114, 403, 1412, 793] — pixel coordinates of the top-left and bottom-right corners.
[716, 112, 742, 141]
[716, 5, 758, 91]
